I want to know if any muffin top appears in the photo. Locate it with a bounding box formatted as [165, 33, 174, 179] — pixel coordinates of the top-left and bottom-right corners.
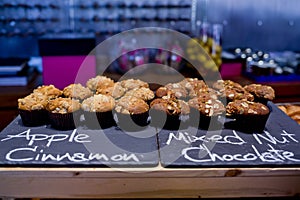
[124, 87, 155, 101]
[86, 75, 115, 91]
[119, 79, 149, 90]
[155, 86, 169, 98]
[188, 96, 225, 116]
[244, 84, 275, 100]
[33, 84, 62, 99]
[213, 80, 244, 93]
[63, 83, 93, 100]
[226, 100, 269, 116]
[150, 98, 181, 116]
[223, 88, 254, 102]
[95, 82, 126, 99]
[18, 93, 49, 111]
[165, 83, 188, 99]
[81, 94, 115, 112]
[179, 78, 209, 98]
[115, 96, 149, 115]
[178, 100, 190, 115]
[46, 97, 81, 114]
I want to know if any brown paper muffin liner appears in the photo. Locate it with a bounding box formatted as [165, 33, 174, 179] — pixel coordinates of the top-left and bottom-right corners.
[116, 111, 149, 132]
[149, 109, 180, 130]
[83, 111, 116, 129]
[254, 97, 269, 106]
[224, 111, 270, 133]
[19, 109, 49, 127]
[48, 111, 81, 130]
[189, 107, 224, 130]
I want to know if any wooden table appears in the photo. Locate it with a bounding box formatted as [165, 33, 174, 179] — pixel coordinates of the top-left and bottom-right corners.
[0, 166, 300, 198]
[1, 72, 300, 199]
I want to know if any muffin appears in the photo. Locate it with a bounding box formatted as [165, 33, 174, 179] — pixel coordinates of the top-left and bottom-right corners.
[155, 86, 169, 98]
[188, 94, 225, 130]
[164, 82, 188, 99]
[33, 84, 62, 99]
[63, 83, 93, 101]
[222, 88, 254, 102]
[213, 80, 244, 93]
[149, 95, 182, 130]
[225, 99, 270, 133]
[86, 75, 115, 92]
[119, 78, 149, 90]
[244, 84, 275, 105]
[18, 93, 49, 126]
[46, 97, 81, 130]
[179, 78, 209, 98]
[124, 87, 155, 103]
[212, 80, 254, 102]
[115, 96, 150, 131]
[95, 81, 127, 99]
[81, 94, 116, 129]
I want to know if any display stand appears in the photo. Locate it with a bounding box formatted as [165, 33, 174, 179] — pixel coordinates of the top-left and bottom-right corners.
[1, 103, 300, 198]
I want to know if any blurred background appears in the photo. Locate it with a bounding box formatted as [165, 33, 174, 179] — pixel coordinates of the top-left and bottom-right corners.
[1, 0, 300, 130]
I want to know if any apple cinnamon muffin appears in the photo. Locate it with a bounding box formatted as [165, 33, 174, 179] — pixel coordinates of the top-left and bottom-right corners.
[46, 97, 81, 130]
[81, 94, 116, 129]
[86, 75, 115, 92]
[33, 84, 62, 100]
[63, 83, 93, 101]
[115, 95, 150, 131]
[18, 93, 49, 126]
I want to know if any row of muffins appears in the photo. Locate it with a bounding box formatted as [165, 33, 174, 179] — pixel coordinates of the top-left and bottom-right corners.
[150, 78, 274, 131]
[18, 75, 275, 132]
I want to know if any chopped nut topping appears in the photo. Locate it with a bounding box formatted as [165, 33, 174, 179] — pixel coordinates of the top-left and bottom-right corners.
[228, 93, 235, 98]
[241, 102, 249, 108]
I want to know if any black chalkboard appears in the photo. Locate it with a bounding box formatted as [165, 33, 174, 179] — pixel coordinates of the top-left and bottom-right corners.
[1, 102, 299, 168]
[0, 118, 159, 167]
[158, 102, 300, 167]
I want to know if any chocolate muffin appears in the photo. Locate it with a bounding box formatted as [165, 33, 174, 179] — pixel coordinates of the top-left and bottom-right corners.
[164, 82, 189, 99]
[18, 93, 49, 126]
[115, 96, 150, 131]
[63, 83, 93, 101]
[225, 99, 270, 133]
[244, 84, 275, 105]
[223, 88, 254, 102]
[213, 80, 244, 93]
[179, 78, 209, 98]
[188, 94, 225, 130]
[81, 94, 116, 129]
[46, 97, 81, 130]
[149, 96, 182, 130]
[213, 80, 254, 102]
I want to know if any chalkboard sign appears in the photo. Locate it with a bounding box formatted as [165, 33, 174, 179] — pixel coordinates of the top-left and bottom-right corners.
[0, 118, 159, 167]
[1, 102, 299, 168]
[158, 102, 300, 167]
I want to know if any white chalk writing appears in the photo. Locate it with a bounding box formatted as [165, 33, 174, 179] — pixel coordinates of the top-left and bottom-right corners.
[181, 143, 300, 163]
[166, 130, 246, 146]
[1, 129, 91, 147]
[166, 129, 300, 164]
[5, 146, 140, 163]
